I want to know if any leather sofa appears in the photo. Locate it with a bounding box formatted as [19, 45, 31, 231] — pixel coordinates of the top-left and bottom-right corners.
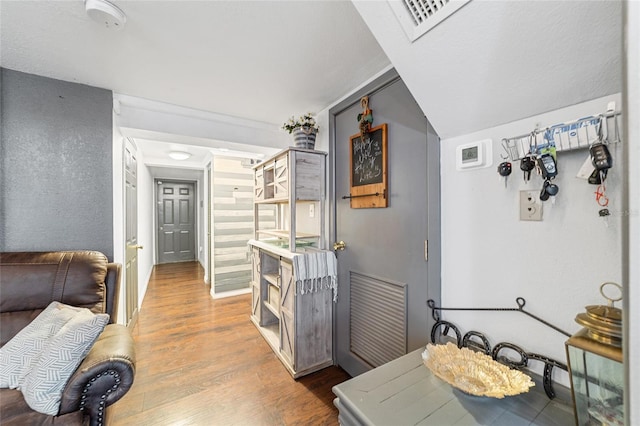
[0, 251, 136, 426]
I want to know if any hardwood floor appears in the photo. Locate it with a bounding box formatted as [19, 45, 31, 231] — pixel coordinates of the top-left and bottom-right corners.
[109, 262, 351, 426]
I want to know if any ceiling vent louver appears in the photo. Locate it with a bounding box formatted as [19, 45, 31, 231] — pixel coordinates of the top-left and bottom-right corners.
[388, 0, 471, 42]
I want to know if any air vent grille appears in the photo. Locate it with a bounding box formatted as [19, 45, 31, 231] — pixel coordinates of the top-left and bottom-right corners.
[389, 0, 471, 42]
[349, 271, 407, 368]
[405, 0, 447, 26]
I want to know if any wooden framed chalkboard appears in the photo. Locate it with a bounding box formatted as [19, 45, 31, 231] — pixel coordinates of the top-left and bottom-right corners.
[348, 123, 387, 208]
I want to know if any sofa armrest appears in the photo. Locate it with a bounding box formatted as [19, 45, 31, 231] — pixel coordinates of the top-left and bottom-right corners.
[59, 324, 136, 425]
[104, 263, 122, 323]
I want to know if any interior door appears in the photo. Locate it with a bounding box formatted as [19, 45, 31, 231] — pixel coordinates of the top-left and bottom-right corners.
[156, 180, 196, 264]
[334, 78, 435, 377]
[124, 139, 139, 327]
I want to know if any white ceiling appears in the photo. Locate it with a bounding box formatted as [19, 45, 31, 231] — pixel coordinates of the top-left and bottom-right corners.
[1, 0, 624, 170]
[0, 0, 390, 167]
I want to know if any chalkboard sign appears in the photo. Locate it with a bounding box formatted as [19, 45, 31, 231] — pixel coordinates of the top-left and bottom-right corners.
[348, 123, 388, 209]
[351, 126, 384, 186]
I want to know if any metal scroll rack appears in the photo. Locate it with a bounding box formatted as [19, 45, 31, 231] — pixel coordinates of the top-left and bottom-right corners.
[502, 109, 622, 162]
[427, 298, 569, 399]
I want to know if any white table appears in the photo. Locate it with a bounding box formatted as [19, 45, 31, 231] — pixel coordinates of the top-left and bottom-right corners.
[332, 349, 575, 426]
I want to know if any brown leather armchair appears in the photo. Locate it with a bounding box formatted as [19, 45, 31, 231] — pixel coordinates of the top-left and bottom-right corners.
[0, 251, 136, 426]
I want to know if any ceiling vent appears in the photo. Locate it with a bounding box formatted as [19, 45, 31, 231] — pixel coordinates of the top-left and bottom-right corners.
[388, 0, 471, 42]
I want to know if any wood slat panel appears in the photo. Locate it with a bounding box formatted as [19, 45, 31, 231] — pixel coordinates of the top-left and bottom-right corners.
[212, 157, 255, 294]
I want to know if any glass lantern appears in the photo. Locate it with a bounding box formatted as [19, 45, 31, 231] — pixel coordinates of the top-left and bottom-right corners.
[565, 282, 623, 426]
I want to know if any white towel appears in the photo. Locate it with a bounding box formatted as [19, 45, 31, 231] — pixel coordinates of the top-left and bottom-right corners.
[292, 251, 338, 302]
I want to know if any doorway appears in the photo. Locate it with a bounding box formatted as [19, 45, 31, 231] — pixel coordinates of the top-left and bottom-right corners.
[156, 180, 197, 264]
[331, 72, 441, 377]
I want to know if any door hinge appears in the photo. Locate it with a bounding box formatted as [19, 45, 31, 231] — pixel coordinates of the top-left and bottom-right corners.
[424, 240, 428, 261]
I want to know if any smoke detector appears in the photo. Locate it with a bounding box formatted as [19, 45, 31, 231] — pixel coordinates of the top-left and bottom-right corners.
[85, 0, 126, 30]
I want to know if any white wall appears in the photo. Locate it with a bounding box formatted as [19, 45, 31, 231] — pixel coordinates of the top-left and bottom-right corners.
[137, 159, 155, 307]
[114, 94, 289, 156]
[440, 94, 623, 384]
[352, 1, 621, 140]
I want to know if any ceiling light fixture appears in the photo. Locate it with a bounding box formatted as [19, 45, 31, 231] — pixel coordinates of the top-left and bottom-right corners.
[85, 0, 127, 30]
[168, 151, 191, 161]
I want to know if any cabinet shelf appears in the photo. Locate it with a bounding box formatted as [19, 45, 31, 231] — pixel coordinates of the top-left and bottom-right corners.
[253, 148, 327, 252]
[254, 197, 321, 204]
[263, 300, 280, 319]
[263, 273, 280, 286]
[256, 230, 319, 240]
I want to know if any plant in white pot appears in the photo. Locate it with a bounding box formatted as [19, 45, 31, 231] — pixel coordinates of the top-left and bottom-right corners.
[282, 113, 319, 150]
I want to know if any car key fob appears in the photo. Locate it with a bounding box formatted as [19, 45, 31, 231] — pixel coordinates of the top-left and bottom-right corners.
[588, 168, 603, 185]
[537, 154, 557, 179]
[520, 156, 535, 182]
[590, 143, 612, 171]
[498, 161, 512, 176]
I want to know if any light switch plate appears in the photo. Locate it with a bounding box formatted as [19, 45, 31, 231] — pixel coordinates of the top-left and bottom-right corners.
[309, 203, 315, 218]
[520, 190, 543, 221]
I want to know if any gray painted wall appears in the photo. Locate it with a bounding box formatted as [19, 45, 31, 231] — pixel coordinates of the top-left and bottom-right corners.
[0, 68, 114, 259]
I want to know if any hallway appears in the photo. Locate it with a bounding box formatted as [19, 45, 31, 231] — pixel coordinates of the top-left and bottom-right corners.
[109, 262, 350, 425]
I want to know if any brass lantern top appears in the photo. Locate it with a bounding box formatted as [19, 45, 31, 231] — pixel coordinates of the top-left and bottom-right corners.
[575, 282, 623, 348]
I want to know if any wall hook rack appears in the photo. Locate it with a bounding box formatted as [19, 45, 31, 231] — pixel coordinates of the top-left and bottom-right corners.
[427, 297, 571, 337]
[503, 109, 622, 162]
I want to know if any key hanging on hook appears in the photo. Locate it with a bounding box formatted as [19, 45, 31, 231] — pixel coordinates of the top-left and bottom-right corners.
[595, 183, 611, 226]
[497, 161, 512, 188]
[599, 208, 611, 228]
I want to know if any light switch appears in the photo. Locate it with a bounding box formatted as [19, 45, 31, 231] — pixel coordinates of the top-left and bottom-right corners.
[309, 203, 315, 218]
[520, 190, 543, 221]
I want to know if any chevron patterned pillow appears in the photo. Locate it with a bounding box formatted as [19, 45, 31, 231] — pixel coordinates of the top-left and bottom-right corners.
[21, 307, 109, 415]
[0, 302, 79, 389]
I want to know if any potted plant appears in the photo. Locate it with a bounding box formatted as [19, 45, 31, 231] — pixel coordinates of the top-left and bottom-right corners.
[282, 113, 319, 150]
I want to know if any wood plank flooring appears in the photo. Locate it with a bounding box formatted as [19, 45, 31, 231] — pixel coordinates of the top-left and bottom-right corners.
[108, 261, 351, 426]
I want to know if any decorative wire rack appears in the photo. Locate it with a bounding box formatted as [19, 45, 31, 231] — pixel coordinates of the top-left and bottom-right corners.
[501, 109, 622, 162]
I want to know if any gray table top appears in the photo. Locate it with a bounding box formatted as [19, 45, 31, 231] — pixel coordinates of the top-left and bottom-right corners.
[332, 348, 575, 426]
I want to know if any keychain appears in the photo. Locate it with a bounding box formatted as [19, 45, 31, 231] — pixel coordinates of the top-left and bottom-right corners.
[497, 161, 512, 188]
[537, 154, 559, 202]
[540, 179, 559, 201]
[591, 120, 613, 222]
[520, 155, 535, 182]
[595, 183, 610, 226]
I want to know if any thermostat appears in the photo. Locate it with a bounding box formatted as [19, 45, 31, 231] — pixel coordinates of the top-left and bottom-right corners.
[456, 139, 492, 171]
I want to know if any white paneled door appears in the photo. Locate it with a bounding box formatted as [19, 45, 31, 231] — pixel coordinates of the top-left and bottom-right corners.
[124, 139, 140, 327]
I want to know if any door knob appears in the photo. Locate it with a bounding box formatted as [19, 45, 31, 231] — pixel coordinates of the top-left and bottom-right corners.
[333, 241, 346, 251]
[134, 245, 144, 250]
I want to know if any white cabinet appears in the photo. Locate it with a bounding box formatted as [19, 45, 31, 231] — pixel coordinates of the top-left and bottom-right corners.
[249, 148, 333, 378]
[249, 244, 333, 378]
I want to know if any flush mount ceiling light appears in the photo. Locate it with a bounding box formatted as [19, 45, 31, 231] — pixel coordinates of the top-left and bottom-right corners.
[168, 151, 191, 161]
[85, 0, 126, 30]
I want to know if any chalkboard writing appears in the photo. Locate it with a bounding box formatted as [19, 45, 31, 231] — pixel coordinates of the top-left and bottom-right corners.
[351, 127, 384, 187]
